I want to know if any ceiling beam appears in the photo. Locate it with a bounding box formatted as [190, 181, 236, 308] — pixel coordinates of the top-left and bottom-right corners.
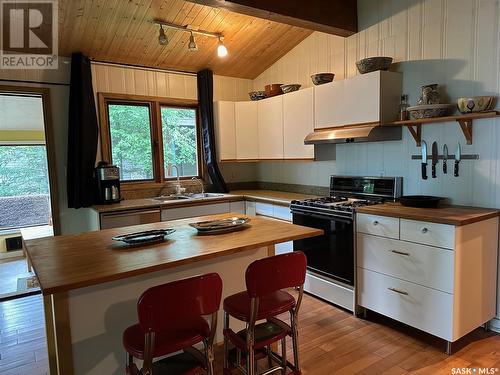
[184, 0, 357, 37]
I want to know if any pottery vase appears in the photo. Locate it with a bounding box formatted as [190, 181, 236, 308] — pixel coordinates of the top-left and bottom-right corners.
[417, 84, 440, 105]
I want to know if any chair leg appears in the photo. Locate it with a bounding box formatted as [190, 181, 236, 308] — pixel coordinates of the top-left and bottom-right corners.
[267, 345, 273, 369]
[223, 311, 230, 369]
[204, 339, 215, 375]
[281, 337, 287, 375]
[291, 311, 300, 371]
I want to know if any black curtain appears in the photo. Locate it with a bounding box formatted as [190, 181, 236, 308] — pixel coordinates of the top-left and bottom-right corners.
[67, 53, 99, 208]
[197, 69, 228, 193]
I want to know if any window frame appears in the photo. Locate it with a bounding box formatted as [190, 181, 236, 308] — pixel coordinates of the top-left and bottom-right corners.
[98, 93, 203, 187]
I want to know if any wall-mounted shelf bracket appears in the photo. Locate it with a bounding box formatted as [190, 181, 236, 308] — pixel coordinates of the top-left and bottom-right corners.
[406, 124, 422, 146]
[457, 118, 473, 145]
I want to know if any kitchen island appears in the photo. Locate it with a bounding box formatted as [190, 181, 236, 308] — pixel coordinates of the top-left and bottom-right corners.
[24, 213, 322, 375]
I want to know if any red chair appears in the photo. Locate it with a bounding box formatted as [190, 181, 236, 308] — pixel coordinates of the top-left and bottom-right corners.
[123, 273, 223, 375]
[223, 252, 307, 375]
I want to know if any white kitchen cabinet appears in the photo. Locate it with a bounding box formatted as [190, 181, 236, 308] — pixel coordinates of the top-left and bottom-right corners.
[343, 72, 380, 126]
[214, 101, 236, 161]
[229, 201, 245, 214]
[100, 209, 161, 230]
[258, 95, 283, 159]
[356, 213, 498, 344]
[314, 80, 344, 129]
[283, 88, 314, 159]
[161, 202, 230, 221]
[235, 101, 258, 160]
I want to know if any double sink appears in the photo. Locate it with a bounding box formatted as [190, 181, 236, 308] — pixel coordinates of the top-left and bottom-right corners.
[150, 193, 225, 202]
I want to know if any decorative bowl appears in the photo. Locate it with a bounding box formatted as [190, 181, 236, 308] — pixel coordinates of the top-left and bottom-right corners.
[355, 57, 393, 74]
[457, 96, 495, 114]
[265, 84, 283, 97]
[248, 90, 266, 101]
[280, 84, 301, 94]
[311, 73, 335, 85]
[408, 104, 455, 119]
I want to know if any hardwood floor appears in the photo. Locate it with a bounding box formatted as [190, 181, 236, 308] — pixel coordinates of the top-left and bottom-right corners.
[1, 292, 499, 374]
[0, 295, 48, 375]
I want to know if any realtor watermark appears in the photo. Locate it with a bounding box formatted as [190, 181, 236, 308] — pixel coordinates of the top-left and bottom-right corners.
[0, 0, 58, 69]
[452, 368, 499, 374]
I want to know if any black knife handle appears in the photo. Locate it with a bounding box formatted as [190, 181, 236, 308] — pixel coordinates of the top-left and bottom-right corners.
[443, 161, 447, 174]
[432, 164, 436, 178]
[422, 163, 428, 180]
[454, 161, 459, 177]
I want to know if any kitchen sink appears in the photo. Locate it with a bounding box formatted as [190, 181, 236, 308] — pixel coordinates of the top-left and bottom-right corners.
[188, 193, 225, 199]
[151, 195, 190, 201]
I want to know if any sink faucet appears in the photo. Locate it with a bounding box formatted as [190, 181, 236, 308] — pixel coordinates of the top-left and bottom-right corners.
[191, 177, 204, 194]
[171, 165, 185, 195]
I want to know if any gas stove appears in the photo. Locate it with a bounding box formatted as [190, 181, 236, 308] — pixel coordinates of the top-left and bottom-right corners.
[290, 176, 402, 219]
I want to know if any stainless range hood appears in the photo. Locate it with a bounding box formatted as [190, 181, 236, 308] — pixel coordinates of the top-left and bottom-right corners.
[304, 124, 402, 145]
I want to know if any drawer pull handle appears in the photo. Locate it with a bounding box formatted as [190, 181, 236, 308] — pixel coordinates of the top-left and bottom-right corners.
[373, 221, 379, 226]
[388, 287, 409, 296]
[421, 227, 429, 233]
[391, 250, 410, 256]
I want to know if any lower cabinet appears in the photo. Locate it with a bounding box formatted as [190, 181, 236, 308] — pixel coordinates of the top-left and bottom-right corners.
[161, 202, 246, 221]
[100, 209, 161, 230]
[356, 213, 499, 343]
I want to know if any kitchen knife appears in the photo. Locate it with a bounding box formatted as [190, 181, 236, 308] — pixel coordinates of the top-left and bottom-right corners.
[443, 144, 448, 174]
[421, 141, 428, 180]
[454, 143, 461, 177]
[431, 141, 438, 178]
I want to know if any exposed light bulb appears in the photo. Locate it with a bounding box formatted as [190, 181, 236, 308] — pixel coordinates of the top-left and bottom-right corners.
[158, 26, 168, 45]
[217, 37, 228, 57]
[188, 32, 198, 52]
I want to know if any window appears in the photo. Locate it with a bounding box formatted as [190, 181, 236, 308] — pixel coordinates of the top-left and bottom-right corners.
[99, 94, 201, 185]
[107, 103, 154, 181]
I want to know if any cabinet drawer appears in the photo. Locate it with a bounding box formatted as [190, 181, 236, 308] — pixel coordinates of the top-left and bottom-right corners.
[100, 209, 161, 230]
[357, 233, 454, 293]
[255, 202, 274, 217]
[357, 268, 453, 340]
[400, 219, 455, 249]
[273, 205, 292, 221]
[356, 213, 399, 239]
[161, 203, 230, 221]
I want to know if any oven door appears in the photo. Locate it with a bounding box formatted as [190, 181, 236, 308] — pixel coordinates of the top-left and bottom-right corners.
[292, 210, 354, 285]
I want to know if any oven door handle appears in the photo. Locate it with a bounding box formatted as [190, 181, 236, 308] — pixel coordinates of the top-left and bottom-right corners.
[291, 209, 353, 224]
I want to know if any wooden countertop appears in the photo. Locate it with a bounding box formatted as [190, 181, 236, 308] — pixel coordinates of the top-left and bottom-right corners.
[92, 190, 319, 213]
[25, 213, 322, 295]
[356, 202, 500, 226]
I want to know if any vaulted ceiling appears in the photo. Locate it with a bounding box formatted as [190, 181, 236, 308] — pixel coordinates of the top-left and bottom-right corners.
[58, 0, 314, 79]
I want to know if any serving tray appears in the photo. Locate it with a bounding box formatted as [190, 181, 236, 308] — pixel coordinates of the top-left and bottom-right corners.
[112, 229, 176, 245]
[189, 217, 251, 235]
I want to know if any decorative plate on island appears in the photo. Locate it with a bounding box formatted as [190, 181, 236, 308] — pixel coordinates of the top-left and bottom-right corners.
[189, 217, 251, 235]
[112, 229, 176, 245]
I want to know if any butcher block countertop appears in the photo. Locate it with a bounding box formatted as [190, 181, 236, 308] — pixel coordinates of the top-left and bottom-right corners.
[356, 202, 500, 226]
[92, 190, 318, 213]
[24, 213, 322, 295]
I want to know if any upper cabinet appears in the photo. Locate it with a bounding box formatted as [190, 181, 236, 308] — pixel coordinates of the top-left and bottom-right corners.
[235, 101, 259, 160]
[258, 95, 284, 159]
[314, 71, 402, 129]
[283, 87, 314, 159]
[214, 101, 236, 160]
[314, 80, 344, 129]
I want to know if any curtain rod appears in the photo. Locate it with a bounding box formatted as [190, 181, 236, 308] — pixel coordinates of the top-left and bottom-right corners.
[91, 60, 197, 77]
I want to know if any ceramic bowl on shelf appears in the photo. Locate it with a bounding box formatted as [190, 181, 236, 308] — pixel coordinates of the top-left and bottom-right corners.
[457, 96, 495, 114]
[408, 104, 455, 119]
[280, 84, 301, 94]
[355, 57, 393, 74]
[311, 73, 335, 85]
[264, 84, 283, 97]
[248, 90, 266, 101]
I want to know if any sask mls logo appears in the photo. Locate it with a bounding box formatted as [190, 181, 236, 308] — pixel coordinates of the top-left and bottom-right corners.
[0, 0, 58, 69]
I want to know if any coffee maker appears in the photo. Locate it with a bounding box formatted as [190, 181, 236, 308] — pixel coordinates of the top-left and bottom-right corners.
[95, 161, 121, 204]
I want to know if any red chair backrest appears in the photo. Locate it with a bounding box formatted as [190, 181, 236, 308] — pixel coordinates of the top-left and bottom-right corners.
[245, 252, 307, 298]
[137, 273, 223, 332]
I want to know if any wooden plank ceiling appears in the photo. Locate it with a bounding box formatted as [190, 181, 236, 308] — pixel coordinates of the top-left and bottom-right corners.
[58, 0, 313, 79]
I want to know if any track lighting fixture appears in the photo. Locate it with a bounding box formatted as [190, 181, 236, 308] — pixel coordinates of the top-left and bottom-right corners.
[158, 25, 168, 45]
[188, 32, 198, 52]
[217, 37, 228, 57]
[153, 20, 228, 57]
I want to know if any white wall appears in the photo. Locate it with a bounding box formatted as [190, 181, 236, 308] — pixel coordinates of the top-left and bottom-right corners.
[253, 0, 500, 206]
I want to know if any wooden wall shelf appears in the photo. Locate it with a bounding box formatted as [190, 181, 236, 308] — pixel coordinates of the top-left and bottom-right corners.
[384, 111, 500, 146]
